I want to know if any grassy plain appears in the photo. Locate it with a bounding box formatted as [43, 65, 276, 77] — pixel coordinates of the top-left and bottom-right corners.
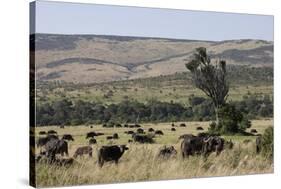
[34, 119, 273, 187]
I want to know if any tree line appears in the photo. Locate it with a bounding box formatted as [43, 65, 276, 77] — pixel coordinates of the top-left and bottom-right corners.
[36, 94, 272, 126]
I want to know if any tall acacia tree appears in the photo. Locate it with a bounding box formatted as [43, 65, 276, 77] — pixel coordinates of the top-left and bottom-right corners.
[186, 47, 229, 126]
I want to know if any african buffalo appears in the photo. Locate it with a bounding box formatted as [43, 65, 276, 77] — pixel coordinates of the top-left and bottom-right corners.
[148, 128, 154, 132]
[196, 127, 204, 131]
[181, 136, 205, 158]
[203, 136, 225, 155]
[39, 131, 46, 135]
[106, 136, 113, 140]
[47, 130, 57, 135]
[73, 146, 93, 158]
[155, 130, 164, 135]
[98, 145, 129, 167]
[158, 146, 177, 158]
[180, 123, 186, 127]
[45, 139, 68, 160]
[132, 134, 154, 143]
[86, 132, 97, 139]
[37, 135, 59, 147]
[251, 129, 258, 134]
[171, 128, 176, 131]
[137, 128, 144, 134]
[113, 133, 119, 139]
[89, 138, 97, 145]
[62, 134, 74, 141]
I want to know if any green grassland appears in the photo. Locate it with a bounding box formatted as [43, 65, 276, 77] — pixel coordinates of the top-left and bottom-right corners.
[36, 66, 273, 105]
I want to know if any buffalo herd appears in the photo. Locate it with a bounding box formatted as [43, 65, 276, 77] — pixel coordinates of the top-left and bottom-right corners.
[35, 124, 261, 168]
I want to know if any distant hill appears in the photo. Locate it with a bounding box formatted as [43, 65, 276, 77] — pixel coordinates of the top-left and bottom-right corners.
[31, 34, 273, 83]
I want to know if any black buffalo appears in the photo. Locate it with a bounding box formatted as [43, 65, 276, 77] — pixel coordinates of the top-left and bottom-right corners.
[45, 139, 68, 160]
[98, 145, 129, 167]
[196, 127, 204, 131]
[39, 131, 46, 135]
[180, 123, 186, 127]
[251, 129, 258, 134]
[62, 134, 74, 141]
[113, 133, 119, 139]
[37, 135, 59, 147]
[47, 130, 57, 135]
[137, 128, 144, 134]
[158, 146, 177, 158]
[86, 132, 97, 139]
[148, 128, 154, 132]
[180, 136, 224, 158]
[155, 130, 164, 135]
[171, 128, 176, 131]
[132, 134, 154, 143]
[124, 130, 134, 135]
[89, 138, 97, 145]
[106, 136, 113, 140]
[73, 146, 93, 158]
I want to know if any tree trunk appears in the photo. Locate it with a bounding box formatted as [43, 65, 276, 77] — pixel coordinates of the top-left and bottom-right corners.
[215, 107, 220, 130]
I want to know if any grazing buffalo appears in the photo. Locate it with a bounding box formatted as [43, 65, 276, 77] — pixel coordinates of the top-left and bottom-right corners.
[137, 128, 144, 134]
[39, 131, 46, 135]
[115, 123, 122, 127]
[203, 136, 225, 155]
[129, 125, 135, 128]
[171, 128, 176, 131]
[135, 124, 141, 128]
[155, 130, 164, 135]
[47, 130, 57, 135]
[106, 136, 113, 140]
[90, 126, 93, 128]
[181, 136, 205, 158]
[158, 146, 177, 158]
[171, 123, 175, 127]
[124, 124, 129, 128]
[98, 145, 129, 167]
[62, 134, 74, 141]
[37, 135, 59, 147]
[256, 136, 262, 153]
[102, 124, 107, 128]
[73, 146, 93, 158]
[181, 136, 225, 158]
[180, 123, 186, 127]
[148, 128, 155, 132]
[89, 138, 97, 145]
[113, 133, 119, 139]
[251, 129, 258, 134]
[128, 139, 133, 143]
[45, 139, 68, 160]
[86, 132, 97, 139]
[196, 127, 204, 131]
[132, 134, 154, 143]
[125, 131, 134, 135]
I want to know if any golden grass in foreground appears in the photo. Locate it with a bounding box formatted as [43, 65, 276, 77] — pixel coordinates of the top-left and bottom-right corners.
[35, 142, 273, 187]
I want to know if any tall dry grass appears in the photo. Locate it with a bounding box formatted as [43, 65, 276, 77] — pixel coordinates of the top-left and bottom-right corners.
[35, 142, 273, 187]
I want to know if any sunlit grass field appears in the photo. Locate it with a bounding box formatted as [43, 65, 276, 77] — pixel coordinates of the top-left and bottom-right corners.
[34, 119, 273, 187]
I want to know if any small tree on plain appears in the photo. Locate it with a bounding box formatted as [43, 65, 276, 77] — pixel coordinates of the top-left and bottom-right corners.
[186, 47, 229, 128]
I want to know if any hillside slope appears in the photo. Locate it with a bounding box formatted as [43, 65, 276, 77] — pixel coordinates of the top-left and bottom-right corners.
[31, 34, 273, 83]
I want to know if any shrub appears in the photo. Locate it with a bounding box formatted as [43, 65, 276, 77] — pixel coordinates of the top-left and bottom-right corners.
[261, 127, 273, 158]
